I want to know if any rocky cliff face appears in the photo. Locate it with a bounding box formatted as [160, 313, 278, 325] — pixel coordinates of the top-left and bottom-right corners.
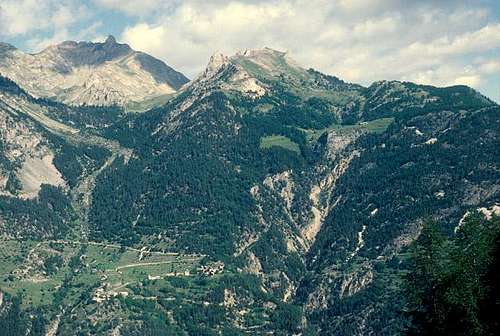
[0, 76, 117, 241]
[0, 78, 66, 200]
[0, 36, 189, 107]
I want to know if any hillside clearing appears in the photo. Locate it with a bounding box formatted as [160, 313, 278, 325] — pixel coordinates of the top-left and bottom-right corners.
[259, 135, 300, 153]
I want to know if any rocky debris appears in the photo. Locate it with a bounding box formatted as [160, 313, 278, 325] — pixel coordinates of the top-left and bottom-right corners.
[325, 130, 358, 161]
[233, 232, 259, 257]
[0, 99, 66, 198]
[462, 183, 500, 206]
[223, 289, 237, 308]
[457, 204, 500, 233]
[339, 264, 374, 298]
[302, 152, 358, 246]
[110, 326, 121, 336]
[385, 220, 424, 256]
[283, 281, 295, 302]
[299, 130, 361, 248]
[18, 154, 66, 199]
[45, 314, 61, 336]
[478, 204, 500, 220]
[229, 70, 266, 97]
[305, 281, 330, 310]
[263, 170, 294, 210]
[435, 190, 446, 198]
[348, 225, 368, 260]
[245, 252, 263, 275]
[414, 128, 424, 136]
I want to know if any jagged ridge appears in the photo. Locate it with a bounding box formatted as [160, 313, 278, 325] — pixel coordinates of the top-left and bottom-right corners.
[0, 36, 189, 107]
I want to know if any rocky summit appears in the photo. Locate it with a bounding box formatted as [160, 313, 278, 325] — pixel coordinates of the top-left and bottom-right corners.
[0, 36, 189, 108]
[0, 40, 498, 336]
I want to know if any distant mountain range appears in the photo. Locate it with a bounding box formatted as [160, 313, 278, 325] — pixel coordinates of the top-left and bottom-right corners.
[0, 37, 498, 336]
[0, 36, 189, 108]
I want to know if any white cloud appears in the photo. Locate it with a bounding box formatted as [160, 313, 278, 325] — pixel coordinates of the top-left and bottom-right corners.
[405, 65, 482, 88]
[0, 0, 89, 37]
[478, 60, 500, 74]
[453, 75, 481, 87]
[0, 0, 48, 36]
[119, 0, 500, 98]
[401, 23, 500, 59]
[352, 16, 400, 38]
[93, 0, 176, 16]
[26, 21, 103, 51]
[122, 1, 299, 75]
[122, 23, 166, 52]
[1, 0, 499, 101]
[52, 6, 78, 28]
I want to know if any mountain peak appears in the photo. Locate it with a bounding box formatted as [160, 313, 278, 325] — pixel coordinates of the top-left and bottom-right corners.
[200, 48, 299, 79]
[0, 42, 17, 54]
[105, 35, 117, 45]
[54, 35, 134, 66]
[230, 47, 305, 80]
[210, 51, 228, 61]
[205, 52, 229, 74]
[0, 37, 189, 107]
[237, 47, 286, 57]
[43, 36, 133, 66]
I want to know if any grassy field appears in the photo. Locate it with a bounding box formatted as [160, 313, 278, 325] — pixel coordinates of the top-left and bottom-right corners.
[359, 117, 396, 133]
[125, 93, 175, 113]
[260, 135, 301, 153]
[0, 239, 278, 334]
[0, 240, 80, 307]
[0, 240, 202, 310]
[301, 117, 395, 141]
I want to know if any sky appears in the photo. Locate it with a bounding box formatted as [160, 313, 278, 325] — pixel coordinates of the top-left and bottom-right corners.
[1, 0, 499, 102]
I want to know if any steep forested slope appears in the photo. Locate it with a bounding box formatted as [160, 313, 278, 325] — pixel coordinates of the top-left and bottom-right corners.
[405, 214, 500, 336]
[0, 76, 109, 239]
[301, 104, 499, 335]
[0, 47, 498, 335]
[85, 49, 499, 334]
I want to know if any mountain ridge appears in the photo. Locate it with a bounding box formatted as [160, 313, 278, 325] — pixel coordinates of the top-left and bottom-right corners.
[0, 41, 498, 335]
[0, 36, 189, 108]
